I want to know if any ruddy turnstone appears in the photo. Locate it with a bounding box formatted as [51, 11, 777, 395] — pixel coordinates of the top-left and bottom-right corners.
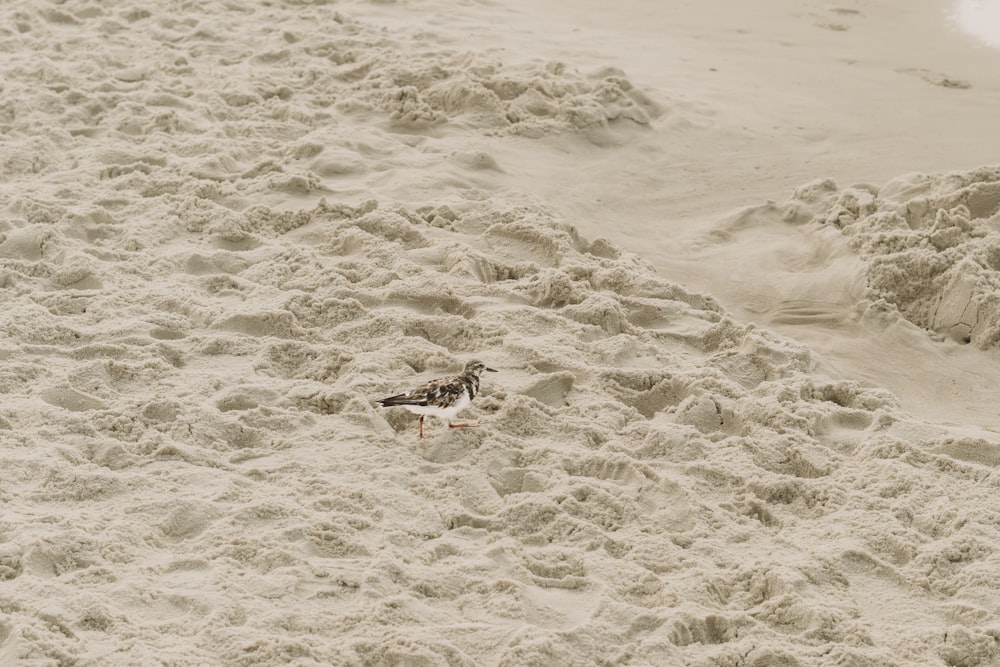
[376, 360, 497, 438]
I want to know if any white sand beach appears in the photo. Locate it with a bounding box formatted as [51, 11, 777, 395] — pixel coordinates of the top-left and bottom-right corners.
[1, 0, 999, 665]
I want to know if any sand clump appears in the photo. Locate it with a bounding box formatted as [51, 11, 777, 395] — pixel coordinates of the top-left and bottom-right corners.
[783, 168, 1000, 348]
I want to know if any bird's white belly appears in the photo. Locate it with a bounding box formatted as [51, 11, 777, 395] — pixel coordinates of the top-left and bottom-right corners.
[401, 392, 470, 421]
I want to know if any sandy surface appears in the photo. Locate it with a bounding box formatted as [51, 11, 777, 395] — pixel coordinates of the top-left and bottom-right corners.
[2, 0, 999, 665]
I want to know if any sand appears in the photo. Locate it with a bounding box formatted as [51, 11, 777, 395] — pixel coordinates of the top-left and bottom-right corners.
[1, 0, 999, 665]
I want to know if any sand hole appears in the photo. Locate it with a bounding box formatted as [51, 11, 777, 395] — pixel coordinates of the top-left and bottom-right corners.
[521, 372, 574, 408]
[150, 326, 186, 340]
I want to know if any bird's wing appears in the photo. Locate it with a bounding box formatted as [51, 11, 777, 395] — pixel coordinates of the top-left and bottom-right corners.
[376, 373, 467, 408]
[423, 377, 467, 409]
[376, 373, 444, 405]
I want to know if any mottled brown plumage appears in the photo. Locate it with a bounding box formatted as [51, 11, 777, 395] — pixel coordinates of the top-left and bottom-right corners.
[376, 360, 497, 438]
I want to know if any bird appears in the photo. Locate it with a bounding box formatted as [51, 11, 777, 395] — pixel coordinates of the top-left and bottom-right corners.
[375, 360, 497, 438]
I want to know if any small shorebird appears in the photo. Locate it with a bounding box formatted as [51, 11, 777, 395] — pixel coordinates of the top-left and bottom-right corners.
[376, 360, 497, 438]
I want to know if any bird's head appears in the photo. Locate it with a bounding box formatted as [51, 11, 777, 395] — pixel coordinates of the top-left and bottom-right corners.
[464, 360, 497, 376]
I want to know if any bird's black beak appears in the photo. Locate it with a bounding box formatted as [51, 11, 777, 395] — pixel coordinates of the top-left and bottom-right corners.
[485, 367, 497, 373]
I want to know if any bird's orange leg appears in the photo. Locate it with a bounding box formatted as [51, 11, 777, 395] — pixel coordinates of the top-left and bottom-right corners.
[419, 415, 425, 439]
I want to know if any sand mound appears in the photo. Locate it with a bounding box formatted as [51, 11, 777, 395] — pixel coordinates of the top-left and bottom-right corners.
[783, 168, 1000, 348]
[343, 53, 661, 138]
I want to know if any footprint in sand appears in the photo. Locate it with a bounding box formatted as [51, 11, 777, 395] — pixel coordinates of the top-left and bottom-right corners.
[897, 67, 971, 89]
[817, 7, 862, 31]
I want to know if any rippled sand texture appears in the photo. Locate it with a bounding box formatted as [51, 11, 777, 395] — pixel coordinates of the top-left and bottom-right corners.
[1, 1, 999, 666]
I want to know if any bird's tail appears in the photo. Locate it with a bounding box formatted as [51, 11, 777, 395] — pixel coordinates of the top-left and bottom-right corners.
[376, 394, 425, 407]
